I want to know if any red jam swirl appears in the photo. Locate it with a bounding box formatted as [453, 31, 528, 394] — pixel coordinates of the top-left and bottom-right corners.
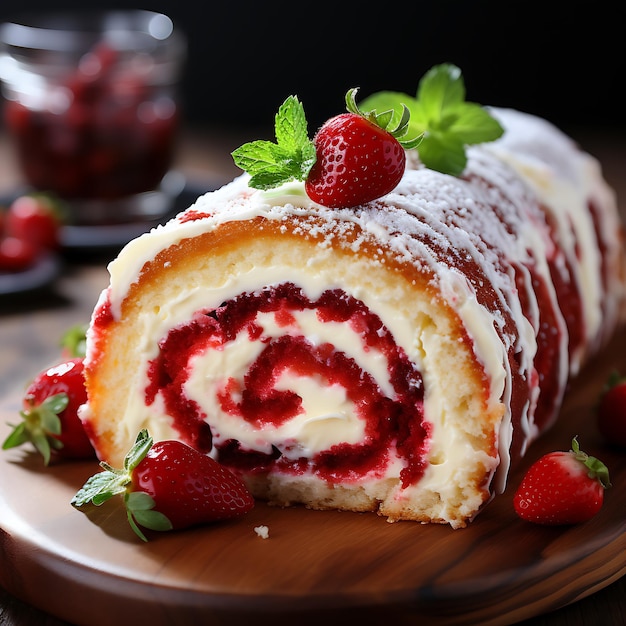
[4, 42, 178, 200]
[146, 283, 431, 487]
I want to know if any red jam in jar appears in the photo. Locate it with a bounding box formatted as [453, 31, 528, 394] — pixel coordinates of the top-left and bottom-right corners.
[0, 11, 185, 216]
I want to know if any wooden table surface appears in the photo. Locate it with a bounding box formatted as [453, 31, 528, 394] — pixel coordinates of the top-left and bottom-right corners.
[0, 125, 625, 626]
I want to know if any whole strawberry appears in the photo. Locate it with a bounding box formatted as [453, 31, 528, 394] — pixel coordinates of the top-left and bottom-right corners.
[5, 193, 62, 251]
[2, 358, 95, 464]
[513, 437, 611, 525]
[72, 429, 255, 541]
[596, 371, 626, 449]
[0, 236, 38, 271]
[304, 91, 420, 208]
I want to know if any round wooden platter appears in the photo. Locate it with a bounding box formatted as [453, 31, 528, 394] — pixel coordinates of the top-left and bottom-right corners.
[1, 337, 625, 626]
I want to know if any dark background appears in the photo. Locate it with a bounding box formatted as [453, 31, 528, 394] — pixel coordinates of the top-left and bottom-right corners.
[1, 1, 624, 137]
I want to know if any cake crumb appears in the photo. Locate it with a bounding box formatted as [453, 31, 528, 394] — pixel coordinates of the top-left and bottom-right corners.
[254, 525, 270, 539]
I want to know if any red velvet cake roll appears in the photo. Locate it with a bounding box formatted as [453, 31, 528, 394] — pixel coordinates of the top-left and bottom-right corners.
[79, 107, 626, 528]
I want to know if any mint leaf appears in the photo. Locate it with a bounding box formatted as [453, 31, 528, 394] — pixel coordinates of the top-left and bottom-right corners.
[444, 103, 505, 144]
[359, 63, 504, 176]
[232, 95, 316, 190]
[417, 132, 468, 179]
[274, 94, 310, 151]
[417, 63, 465, 116]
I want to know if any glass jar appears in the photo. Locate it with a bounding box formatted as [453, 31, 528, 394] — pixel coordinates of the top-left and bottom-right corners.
[0, 10, 186, 224]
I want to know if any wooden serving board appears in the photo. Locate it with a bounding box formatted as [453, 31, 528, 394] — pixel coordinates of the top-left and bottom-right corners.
[1, 333, 625, 626]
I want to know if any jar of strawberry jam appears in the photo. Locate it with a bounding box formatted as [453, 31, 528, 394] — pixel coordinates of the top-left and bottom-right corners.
[0, 11, 186, 224]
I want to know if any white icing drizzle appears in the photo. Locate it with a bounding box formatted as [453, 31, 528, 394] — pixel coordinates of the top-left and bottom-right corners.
[487, 107, 622, 369]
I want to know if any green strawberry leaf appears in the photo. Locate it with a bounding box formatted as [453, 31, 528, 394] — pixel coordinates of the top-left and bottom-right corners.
[61, 323, 88, 358]
[126, 491, 173, 539]
[570, 436, 611, 489]
[37, 393, 68, 434]
[2, 422, 29, 449]
[32, 431, 53, 465]
[123, 428, 153, 472]
[71, 429, 174, 542]
[2, 392, 69, 466]
[71, 469, 128, 507]
[345, 88, 422, 150]
[71, 429, 153, 508]
[359, 63, 504, 176]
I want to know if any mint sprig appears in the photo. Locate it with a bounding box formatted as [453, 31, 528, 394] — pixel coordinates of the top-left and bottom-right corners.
[232, 88, 422, 192]
[232, 64, 503, 190]
[231, 95, 316, 190]
[359, 63, 504, 175]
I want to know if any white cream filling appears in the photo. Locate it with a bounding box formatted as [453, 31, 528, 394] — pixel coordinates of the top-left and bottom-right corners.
[183, 309, 378, 457]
